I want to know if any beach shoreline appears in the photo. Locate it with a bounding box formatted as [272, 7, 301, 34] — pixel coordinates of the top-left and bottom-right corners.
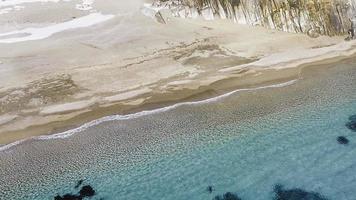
[1, 54, 355, 200]
[1, 51, 356, 147]
[1, 43, 356, 145]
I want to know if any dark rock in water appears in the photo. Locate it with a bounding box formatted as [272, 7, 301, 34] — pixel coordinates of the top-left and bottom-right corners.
[79, 185, 96, 197]
[213, 196, 221, 200]
[274, 184, 328, 200]
[54, 194, 82, 200]
[223, 192, 242, 200]
[54, 195, 63, 200]
[346, 121, 356, 131]
[337, 136, 349, 145]
[349, 115, 356, 122]
[62, 194, 82, 200]
[207, 186, 214, 193]
[54, 183, 96, 200]
[75, 180, 84, 189]
[346, 115, 356, 132]
[213, 192, 242, 200]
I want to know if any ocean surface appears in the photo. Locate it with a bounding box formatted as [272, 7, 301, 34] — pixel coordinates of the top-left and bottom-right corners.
[0, 58, 355, 200]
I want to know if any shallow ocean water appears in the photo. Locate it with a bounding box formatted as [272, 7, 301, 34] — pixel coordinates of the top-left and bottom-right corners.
[0, 60, 355, 200]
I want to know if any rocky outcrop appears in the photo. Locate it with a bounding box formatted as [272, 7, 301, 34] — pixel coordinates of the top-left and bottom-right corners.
[152, 0, 356, 36]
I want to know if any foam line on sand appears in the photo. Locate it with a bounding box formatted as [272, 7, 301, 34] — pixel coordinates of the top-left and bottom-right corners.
[0, 79, 298, 152]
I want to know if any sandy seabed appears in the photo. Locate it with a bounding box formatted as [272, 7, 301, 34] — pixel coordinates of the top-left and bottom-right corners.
[0, 0, 356, 144]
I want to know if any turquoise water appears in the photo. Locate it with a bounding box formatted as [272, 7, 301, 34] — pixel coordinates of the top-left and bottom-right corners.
[0, 61, 355, 200]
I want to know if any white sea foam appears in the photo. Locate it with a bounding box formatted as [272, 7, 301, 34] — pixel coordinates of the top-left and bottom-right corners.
[0, 0, 96, 15]
[0, 79, 298, 152]
[0, 0, 61, 8]
[0, 7, 13, 14]
[0, 13, 114, 43]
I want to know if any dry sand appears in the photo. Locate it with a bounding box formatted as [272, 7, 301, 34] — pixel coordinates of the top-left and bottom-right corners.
[0, 0, 355, 144]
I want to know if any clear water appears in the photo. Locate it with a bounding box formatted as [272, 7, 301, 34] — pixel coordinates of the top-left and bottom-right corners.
[0, 60, 355, 200]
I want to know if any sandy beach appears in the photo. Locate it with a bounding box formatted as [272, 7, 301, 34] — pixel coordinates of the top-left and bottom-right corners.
[1, 51, 355, 199]
[1, 1, 356, 199]
[1, 0, 356, 145]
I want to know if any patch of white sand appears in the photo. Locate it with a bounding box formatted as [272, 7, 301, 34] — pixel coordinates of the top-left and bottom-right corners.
[121, 98, 147, 106]
[220, 40, 356, 72]
[0, 7, 12, 15]
[0, 0, 96, 15]
[0, 114, 18, 126]
[250, 42, 355, 68]
[167, 80, 193, 86]
[0, 0, 61, 8]
[0, 12, 114, 43]
[40, 100, 96, 115]
[104, 88, 152, 103]
[0, 5, 25, 14]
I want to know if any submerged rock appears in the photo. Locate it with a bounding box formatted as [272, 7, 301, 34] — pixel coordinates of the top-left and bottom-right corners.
[79, 185, 96, 197]
[274, 184, 328, 200]
[349, 115, 356, 122]
[75, 180, 84, 189]
[337, 136, 349, 145]
[346, 115, 356, 132]
[348, 123, 356, 131]
[207, 186, 214, 193]
[54, 182, 96, 200]
[54, 194, 81, 200]
[213, 192, 242, 200]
